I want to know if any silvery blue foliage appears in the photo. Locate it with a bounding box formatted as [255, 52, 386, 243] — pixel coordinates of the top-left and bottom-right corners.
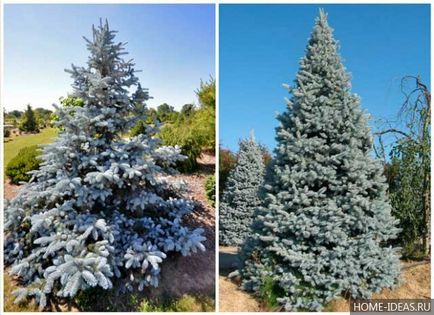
[4, 20, 205, 310]
[240, 10, 400, 311]
[219, 132, 265, 246]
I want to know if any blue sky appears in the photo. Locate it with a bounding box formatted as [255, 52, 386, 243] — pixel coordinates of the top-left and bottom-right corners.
[4, 4, 215, 111]
[220, 4, 430, 152]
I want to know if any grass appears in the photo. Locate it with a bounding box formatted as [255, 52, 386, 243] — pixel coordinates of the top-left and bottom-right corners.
[259, 275, 286, 311]
[4, 128, 58, 168]
[137, 295, 215, 312]
[76, 287, 215, 312]
[3, 272, 39, 312]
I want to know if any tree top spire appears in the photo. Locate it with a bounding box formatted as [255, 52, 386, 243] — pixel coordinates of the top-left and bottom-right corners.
[249, 129, 256, 142]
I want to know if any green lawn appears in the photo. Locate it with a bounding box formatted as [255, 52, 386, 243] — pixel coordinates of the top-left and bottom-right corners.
[4, 128, 58, 167]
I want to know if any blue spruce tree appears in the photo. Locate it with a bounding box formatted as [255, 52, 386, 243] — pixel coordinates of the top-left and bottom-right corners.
[220, 132, 265, 246]
[4, 21, 205, 310]
[240, 10, 400, 311]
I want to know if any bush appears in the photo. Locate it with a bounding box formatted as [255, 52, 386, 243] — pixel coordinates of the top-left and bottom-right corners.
[204, 175, 215, 207]
[4, 129, 11, 138]
[130, 120, 147, 137]
[219, 147, 237, 193]
[5, 145, 41, 184]
[159, 78, 215, 173]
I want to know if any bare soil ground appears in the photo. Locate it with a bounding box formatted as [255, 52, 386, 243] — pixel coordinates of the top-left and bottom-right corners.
[219, 246, 260, 312]
[219, 246, 431, 312]
[3, 153, 216, 312]
[4, 179, 22, 200]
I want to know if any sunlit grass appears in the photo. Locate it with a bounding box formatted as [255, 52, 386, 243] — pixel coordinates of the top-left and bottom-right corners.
[4, 128, 58, 168]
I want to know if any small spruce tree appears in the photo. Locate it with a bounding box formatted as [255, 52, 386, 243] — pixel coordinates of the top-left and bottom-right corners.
[240, 10, 400, 311]
[19, 104, 38, 133]
[4, 21, 205, 310]
[220, 132, 265, 246]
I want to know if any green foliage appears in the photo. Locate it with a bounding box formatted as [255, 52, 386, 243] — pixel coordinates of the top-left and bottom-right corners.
[19, 105, 39, 133]
[159, 78, 215, 172]
[377, 76, 430, 258]
[130, 120, 147, 137]
[196, 77, 215, 109]
[180, 104, 195, 117]
[34, 108, 54, 128]
[259, 276, 286, 311]
[8, 110, 23, 119]
[6, 145, 41, 184]
[5, 110, 23, 128]
[60, 96, 85, 108]
[130, 108, 161, 137]
[4, 129, 11, 138]
[4, 128, 58, 167]
[389, 140, 427, 257]
[157, 103, 178, 122]
[160, 127, 202, 172]
[219, 147, 237, 193]
[138, 295, 214, 312]
[51, 96, 85, 124]
[204, 175, 216, 207]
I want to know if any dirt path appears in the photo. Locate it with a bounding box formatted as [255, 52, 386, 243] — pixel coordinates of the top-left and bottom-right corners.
[219, 245, 430, 312]
[219, 246, 261, 312]
[3, 154, 216, 311]
[150, 161, 216, 301]
[219, 276, 260, 312]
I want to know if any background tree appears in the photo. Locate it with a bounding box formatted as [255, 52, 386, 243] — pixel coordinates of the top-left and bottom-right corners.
[180, 103, 195, 118]
[34, 108, 54, 128]
[219, 143, 271, 194]
[219, 146, 238, 193]
[375, 76, 430, 257]
[159, 77, 216, 172]
[5, 109, 23, 128]
[240, 10, 400, 311]
[9, 110, 24, 119]
[4, 21, 205, 310]
[220, 132, 265, 246]
[19, 104, 39, 133]
[156, 103, 177, 122]
[196, 77, 215, 109]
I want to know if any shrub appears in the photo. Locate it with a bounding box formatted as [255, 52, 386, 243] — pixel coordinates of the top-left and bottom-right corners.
[219, 147, 237, 193]
[130, 120, 147, 137]
[4, 129, 11, 138]
[204, 175, 215, 207]
[5, 145, 41, 184]
[159, 78, 215, 173]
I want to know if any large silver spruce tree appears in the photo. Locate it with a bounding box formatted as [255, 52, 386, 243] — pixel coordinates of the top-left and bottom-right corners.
[4, 21, 205, 310]
[240, 10, 401, 311]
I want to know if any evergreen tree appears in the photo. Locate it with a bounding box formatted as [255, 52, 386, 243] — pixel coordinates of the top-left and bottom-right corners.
[240, 10, 400, 311]
[220, 132, 265, 246]
[20, 104, 38, 133]
[4, 21, 205, 310]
